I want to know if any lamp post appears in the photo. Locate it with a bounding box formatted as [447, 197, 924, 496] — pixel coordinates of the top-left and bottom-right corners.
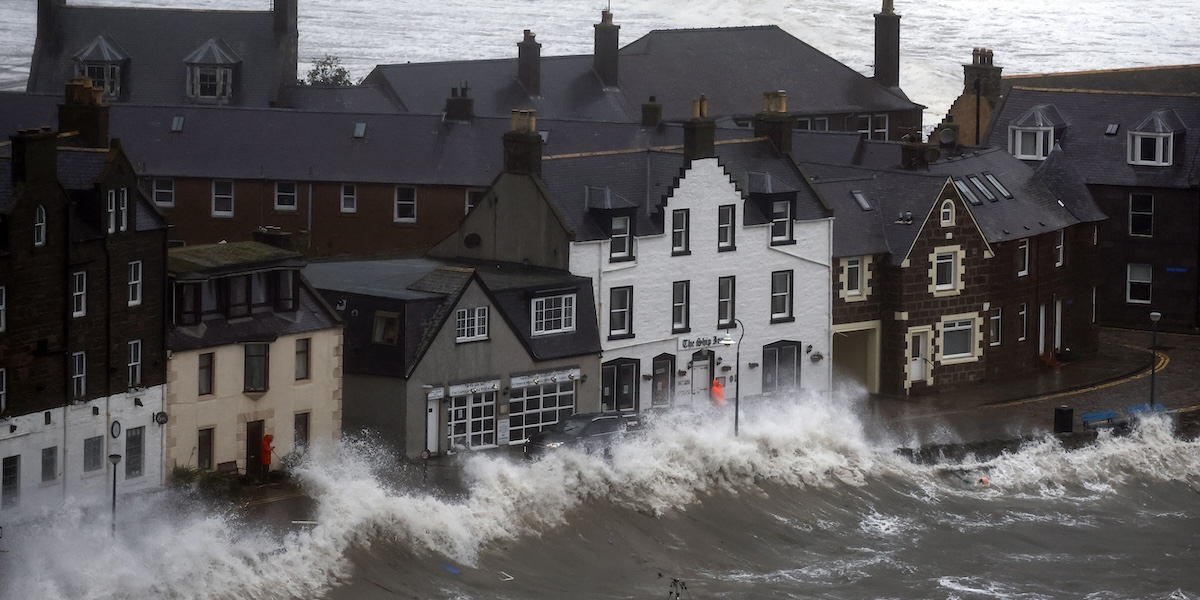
[1150, 311, 1161, 407]
[719, 318, 745, 436]
[108, 453, 122, 536]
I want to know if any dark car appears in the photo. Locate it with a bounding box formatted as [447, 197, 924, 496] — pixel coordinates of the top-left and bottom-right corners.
[523, 411, 641, 457]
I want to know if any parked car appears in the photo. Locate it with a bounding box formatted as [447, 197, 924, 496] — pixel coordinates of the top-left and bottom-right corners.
[523, 411, 642, 457]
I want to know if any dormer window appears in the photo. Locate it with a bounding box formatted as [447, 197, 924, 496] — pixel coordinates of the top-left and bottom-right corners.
[1128, 109, 1184, 167]
[73, 35, 127, 100]
[1008, 104, 1066, 161]
[184, 39, 240, 103]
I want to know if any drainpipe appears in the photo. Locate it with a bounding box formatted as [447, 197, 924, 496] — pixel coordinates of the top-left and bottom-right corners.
[307, 180, 313, 250]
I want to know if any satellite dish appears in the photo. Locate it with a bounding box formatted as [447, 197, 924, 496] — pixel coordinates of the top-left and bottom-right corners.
[154, 411, 169, 425]
[925, 148, 942, 163]
[938, 127, 957, 145]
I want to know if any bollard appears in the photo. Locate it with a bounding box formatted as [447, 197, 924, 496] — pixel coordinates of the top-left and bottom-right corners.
[1054, 405, 1073, 434]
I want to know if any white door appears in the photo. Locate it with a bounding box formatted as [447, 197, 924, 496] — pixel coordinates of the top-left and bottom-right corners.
[691, 361, 710, 406]
[426, 397, 439, 455]
[909, 332, 926, 382]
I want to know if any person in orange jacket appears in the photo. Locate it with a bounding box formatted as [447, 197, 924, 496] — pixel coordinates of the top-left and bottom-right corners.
[710, 379, 726, 408]
[260, 434, 274, 483]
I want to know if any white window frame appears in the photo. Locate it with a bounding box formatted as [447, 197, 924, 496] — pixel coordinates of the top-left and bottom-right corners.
[341, 184, 357, 213]
[1129, 193, 1153, 237]
[935, 253, 955, 290]
[718, 204, 736, 250]
[1126, 263, 1152, 304]
[941, 317, 976, 362]
[1018, 303, 1028, 341]
[127, 339, 142, 388]
[610, 216, 632, 261]
[770, 200, 793, 244]
[153, 178, 175, 206]
[71, 351, 86, 399]
[1018, 240, 1030, 277]
[212, 180, 234, 217]
[608, 286, 633, 337]
[465, 188, 486, 214]
[119, 188, 128, 232]
[455, 306, 489, 343]
[672, 281, 690, 332]
[34, 205, 47, 246]
[106, 189, 116, 234]
[846, 258, 862, 297]
[717, 276, 735, 328]
[671, 209, 690, 254]
[128, 260, 142, 306]
[393, 186, 417, 223]
[80, 62, 121, 98]
[1055, 230, 1065, 267]
[508, 381, 575, 444]
[275, 181, 298, 211]
[1128, 132, 1173, 166]
[72, 271, 86, 317]
[940, 200, 954, 226]
[532, 294, 576, 336]
[989, 308, 1002, 347]
[1009, 127, 1052, 160]
[930, 246, 965, 297]
[188, 65, 233, 100]
[770, 270, 793, 321]
[295, 338, 310, 381]
[447, 391, 497, 450]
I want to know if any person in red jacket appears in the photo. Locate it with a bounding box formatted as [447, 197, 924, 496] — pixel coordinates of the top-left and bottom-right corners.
[260, 434, 274, 483]
[710, 379, 726, 408]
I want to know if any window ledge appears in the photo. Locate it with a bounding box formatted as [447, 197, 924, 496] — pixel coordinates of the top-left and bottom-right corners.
[671, 250, 692, 257]
[607, 333, 636, 341]
[940, 354, 978, 366]
[455, 336, 489, 344]
[609, 255, 636, 264]
[716, 322, 735, 330]
[770, 316, 796, 324]
[672, 327, 691, 334]
[243, 391, 268, 399]
[718, 245, 737, 253]
[770, 239, 797, 247]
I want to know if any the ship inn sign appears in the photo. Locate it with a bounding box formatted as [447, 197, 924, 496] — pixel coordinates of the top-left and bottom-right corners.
[677, 333, 726, 352]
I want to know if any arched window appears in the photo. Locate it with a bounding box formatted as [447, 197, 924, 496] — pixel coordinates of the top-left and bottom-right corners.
[34, 205, 47, 247]
[940, 200, 955, 226]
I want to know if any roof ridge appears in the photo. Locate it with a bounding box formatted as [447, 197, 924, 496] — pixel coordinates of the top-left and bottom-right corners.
[1005, 64, 1200, 78]
[1009, 85, 1200, 99]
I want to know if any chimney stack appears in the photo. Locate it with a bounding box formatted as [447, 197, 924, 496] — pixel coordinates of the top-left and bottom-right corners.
[873, 0, 901, 89]
[503, 109, 542, 176]
[11, 127, 59, 186]
[683, 96, 715, 160]
[58, 77, 110, 148]
[593, 9, 620, 88]
[38, 0, 65, 45]
[753, 90, 793, 156]
[641, 96, 662, 127]
[518, 30, 542, 96]
[274, 0, 298, 38]
[964, 47, 1003, 105]
[444, 83, 474, 122]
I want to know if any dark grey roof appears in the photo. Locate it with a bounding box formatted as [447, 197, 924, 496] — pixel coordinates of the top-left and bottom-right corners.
[167, 283, 339, 352]
[1002, 65, 1200, 96]
[805, 144, 1101, 259]
[303, 258, 451, 301]
[29, 6, 286, 106]
[470, 262, 602, 361]
[365, 25, 922, 122]
[275, 84, 404, 113]
[0, 92, 60, 136]
[540, 138, 828, 242]
[987, 88, 1200, 190]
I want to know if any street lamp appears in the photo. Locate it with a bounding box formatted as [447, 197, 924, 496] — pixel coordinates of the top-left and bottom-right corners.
[108, 453, 122, 536]
[719, 318, 746, 436]
[1150, 311, 1161, 407]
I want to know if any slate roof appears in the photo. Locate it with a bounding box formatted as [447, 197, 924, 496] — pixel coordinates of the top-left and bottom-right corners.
[799, 137, 1102, 260]
[302, 258, 451, 301]
[28, 6, 286, 106]
[275, 84, 404, 113]
[365, 24, 922, 122]
[987, 87, 1200, 190]
[167, 285, 338, 352]
[0, 92, 60, 137]
[539, 138, 829, 242]
[1002, 65, 1200, 96]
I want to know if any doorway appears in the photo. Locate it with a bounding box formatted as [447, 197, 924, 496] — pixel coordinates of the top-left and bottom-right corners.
[909, 330, 929, 385]
[246, 420, 264, 473]
[689, 349, 712, 406]
[426, 396, 439, 455]
[651, 354, 675, 408]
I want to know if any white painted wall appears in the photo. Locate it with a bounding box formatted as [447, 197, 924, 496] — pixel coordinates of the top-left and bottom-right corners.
[0, 384, 165, 523]
[568, 158, 833, 411]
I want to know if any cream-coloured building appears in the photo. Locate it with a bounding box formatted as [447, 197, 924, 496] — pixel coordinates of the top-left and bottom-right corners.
[164, 242, 342, 478]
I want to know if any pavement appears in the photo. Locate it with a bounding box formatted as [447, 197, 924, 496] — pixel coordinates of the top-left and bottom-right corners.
[240, 327, 1198, 513]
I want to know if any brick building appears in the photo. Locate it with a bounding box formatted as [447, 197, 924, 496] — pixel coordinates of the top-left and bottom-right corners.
[0, 78, 168, 519]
